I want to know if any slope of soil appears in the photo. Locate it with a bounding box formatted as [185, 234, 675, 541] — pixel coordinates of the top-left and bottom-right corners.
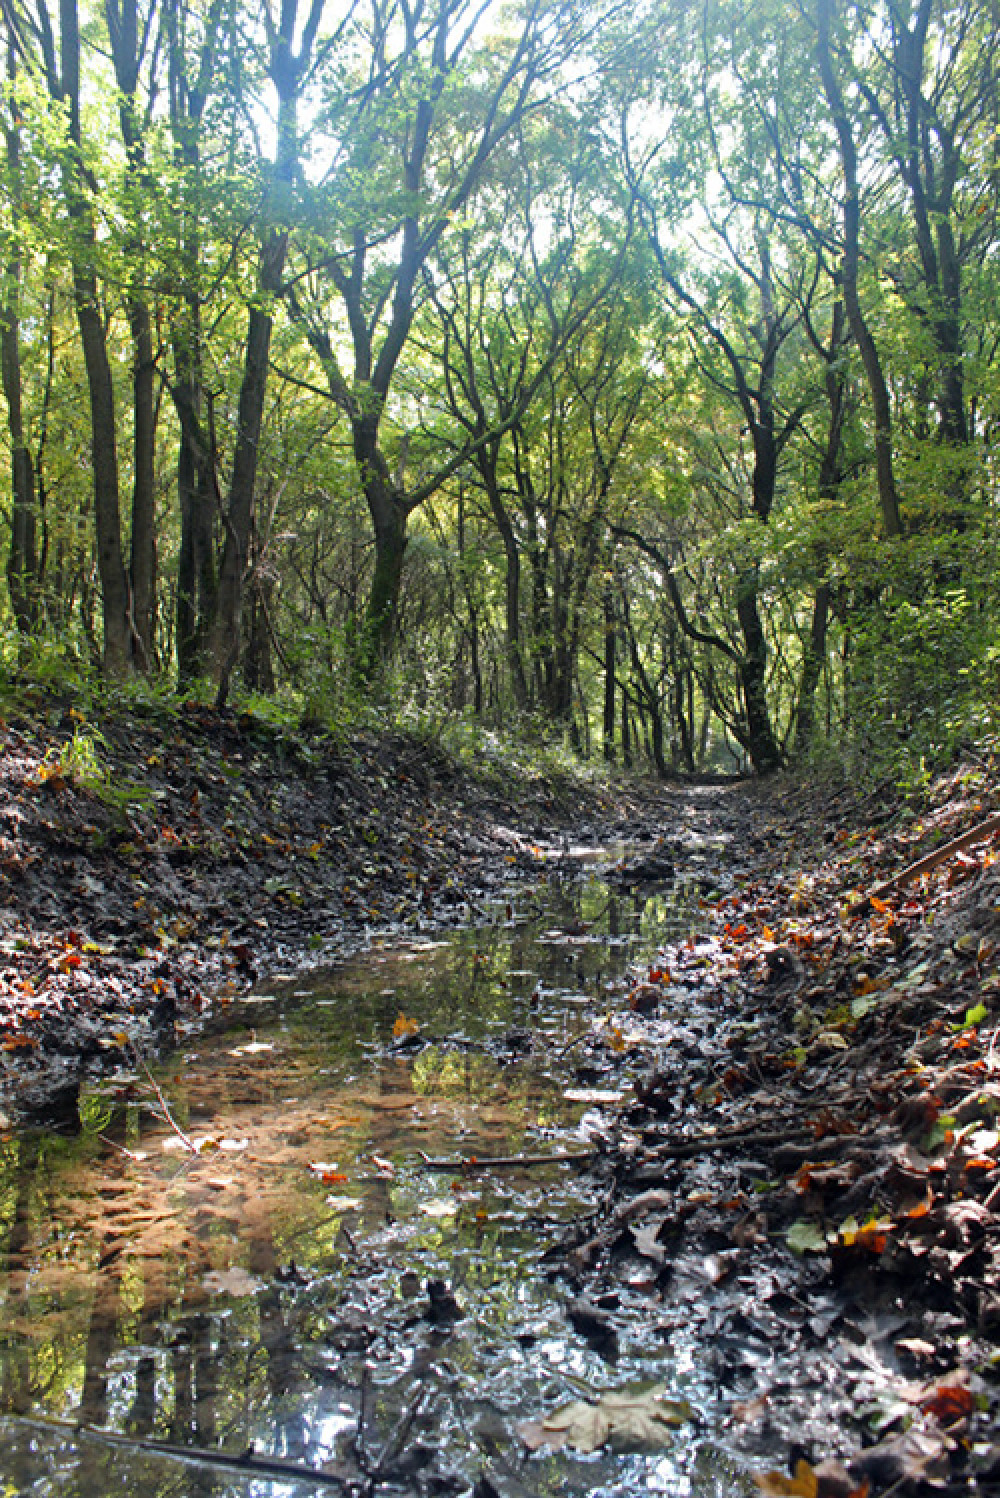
[571, 764, 1000, 1495]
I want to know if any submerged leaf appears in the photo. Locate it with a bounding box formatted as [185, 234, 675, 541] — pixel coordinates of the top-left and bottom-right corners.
[519, 1382, 691, 1454]
[202, 1267, 263, 1297]
[755, 1460, 819, 1497]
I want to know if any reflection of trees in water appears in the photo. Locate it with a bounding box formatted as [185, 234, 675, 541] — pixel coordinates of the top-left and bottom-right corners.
[0, 1134, 41, 1414]
[0, 871, 689, 1493]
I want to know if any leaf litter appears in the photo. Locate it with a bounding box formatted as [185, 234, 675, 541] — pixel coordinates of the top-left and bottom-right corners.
[2, 698, 1000, 1492]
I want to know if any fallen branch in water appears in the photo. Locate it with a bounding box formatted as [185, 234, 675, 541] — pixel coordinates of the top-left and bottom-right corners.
[8, 1414, 352, 1490]
[418, 1148, 594, 1170]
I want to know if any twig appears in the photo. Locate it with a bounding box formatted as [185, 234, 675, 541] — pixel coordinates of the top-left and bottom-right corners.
[371, 1387, 429, 1479]
[418, 1148, 594, 1170]
[643, 1125, 815, 1161]
[96, 1133, 146, 1162]
[140, 1060, 198, 1153]
[849, 812, 1000, 915]
[7, 1414, 351, 1491]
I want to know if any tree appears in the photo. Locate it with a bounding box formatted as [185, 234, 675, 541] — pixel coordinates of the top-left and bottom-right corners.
[1, 36, 40, 634]
[817, 0, 903, 540]
[286, 0, 610, 682]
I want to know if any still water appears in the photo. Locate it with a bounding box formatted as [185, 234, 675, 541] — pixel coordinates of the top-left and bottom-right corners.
[0, 863, 751, 1496]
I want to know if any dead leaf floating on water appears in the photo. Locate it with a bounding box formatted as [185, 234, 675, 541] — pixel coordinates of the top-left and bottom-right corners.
[518, 1382, 692, 1454]
[201, 1267, 263, 1297]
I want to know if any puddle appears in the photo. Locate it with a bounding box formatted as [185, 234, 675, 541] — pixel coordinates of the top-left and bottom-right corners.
[0, 861, 755, 1496]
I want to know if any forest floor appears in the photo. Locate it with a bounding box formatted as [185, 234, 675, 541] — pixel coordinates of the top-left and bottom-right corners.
[1, 691, 999, 1494]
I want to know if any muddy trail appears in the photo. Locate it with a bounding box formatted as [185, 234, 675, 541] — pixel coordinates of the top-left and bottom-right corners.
[1, 696, 1000, 1497]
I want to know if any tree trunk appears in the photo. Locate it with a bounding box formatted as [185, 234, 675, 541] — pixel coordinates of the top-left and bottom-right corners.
[793, 582, 831, 756]
[358, 479, 409, 681]
[129, 295, 156, 668]
[209, 235, 287, 690]
[736, 565, 783, 772]
[2, 47, 39, 635]
[817, 0, 903, 539]
[478, 455, 529, 709]
[58, 0, 131, 673]
[173, 379, 218, 683]
[72, 272, 131, 674]
[602, 583, 616, 763]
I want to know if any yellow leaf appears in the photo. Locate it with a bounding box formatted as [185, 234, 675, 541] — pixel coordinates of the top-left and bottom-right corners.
[393, 1013, 419, 1040]
[754, 1458, 819, 1496]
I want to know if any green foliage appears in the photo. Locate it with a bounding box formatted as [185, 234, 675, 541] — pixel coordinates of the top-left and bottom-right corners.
[0, 0, 998, 783]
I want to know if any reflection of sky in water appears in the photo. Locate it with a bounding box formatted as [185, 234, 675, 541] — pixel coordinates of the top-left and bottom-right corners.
[0, 867, 751, 1495]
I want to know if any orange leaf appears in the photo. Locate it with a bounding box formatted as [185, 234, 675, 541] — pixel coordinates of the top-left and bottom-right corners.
[918, 1383, 976, 1422]
[392, 1012, 419, 1040]
[2, 1034, 38, 1050]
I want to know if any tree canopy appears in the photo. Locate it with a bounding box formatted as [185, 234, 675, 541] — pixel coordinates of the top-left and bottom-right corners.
[1, 0, 998, 776]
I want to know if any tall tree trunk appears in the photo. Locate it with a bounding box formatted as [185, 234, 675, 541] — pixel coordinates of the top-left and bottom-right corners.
[477, 450, 529, 709]
[794, 582, 831, 756]
[2, 46, 39, 635]
[71, 272, 131, 674]
[173, 372, 218, 681]
[817, 0, 903, 539]
[207, 0, 325, 695]
[129, 297, 156, 668]
[165, 0, 222, 683]
[736, 565, 783, 772]
[357, 446, 410, 682]
[602, 583, 615, 763]
[209, 243, 286, 688]
[57, 0, 131, 673]
[108, 0, 158, 670]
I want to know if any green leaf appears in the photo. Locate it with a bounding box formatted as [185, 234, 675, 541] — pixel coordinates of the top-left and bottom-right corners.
[952, 1001, 988, 1031]
[786, 1219, 828, 1256]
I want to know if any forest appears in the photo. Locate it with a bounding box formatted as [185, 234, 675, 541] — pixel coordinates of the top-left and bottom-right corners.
[3, 4, 1000, 1492]
[0, 0, 996, 778]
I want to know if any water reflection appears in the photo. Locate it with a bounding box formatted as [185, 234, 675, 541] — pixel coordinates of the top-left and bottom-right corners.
[0, 869, 749, 1495]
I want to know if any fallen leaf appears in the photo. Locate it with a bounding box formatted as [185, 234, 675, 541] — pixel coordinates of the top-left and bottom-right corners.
[519, 1383, 691, 1454]
[787, 1220, 828, 1255]
[202, 1267, 263, 1297]
[564, 1088, 625, 1104]
[419, 1198, 458, 1218]
[755, 1460, 818, 1497]
[915, 1370, 976, 1424]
